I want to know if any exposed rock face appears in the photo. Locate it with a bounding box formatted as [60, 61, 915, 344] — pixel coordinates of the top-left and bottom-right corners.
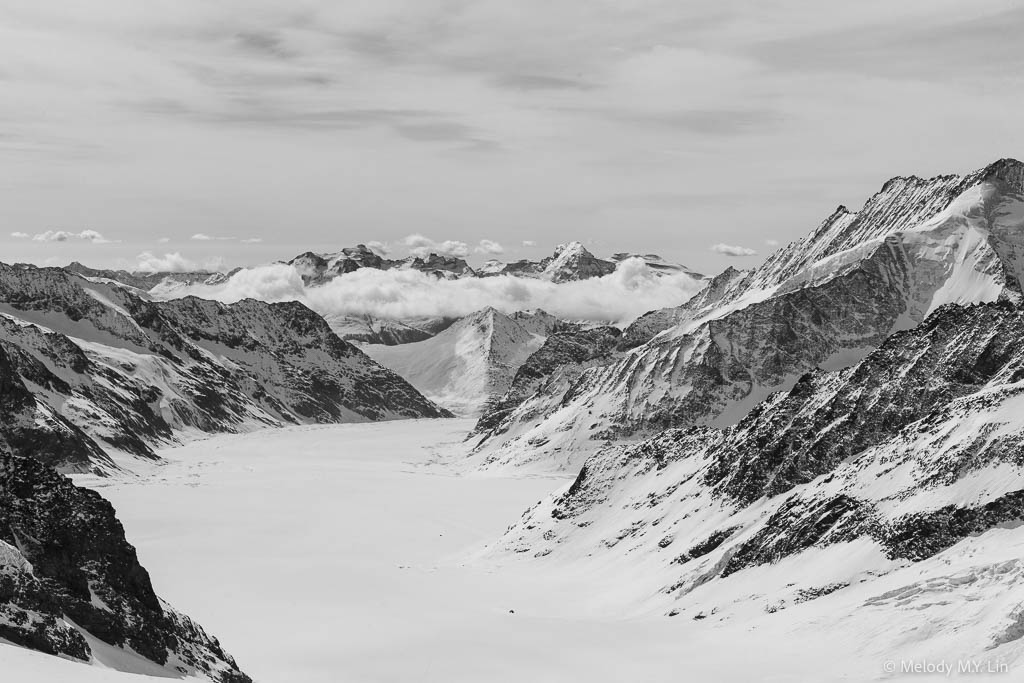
[495, 298, 1024, 625]
[0, 444, 250, 682]
[0, 263, 450, 472]
[471, 159, 1024, 470]
[287, 244, 476, 284]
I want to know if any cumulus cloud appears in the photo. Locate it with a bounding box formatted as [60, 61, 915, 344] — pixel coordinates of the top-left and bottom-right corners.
[765, 239, 780, 247]
[241, 237, 264, 244]
[23, 229, 117, 243]
[10, 232, 30, 239]
[711, 243, 757, 257]
[475, 239, 504, 255]
[135, 251, 224, 273]
[402, 234, 470, 258]
[522, 240, 538, 247]
[365, 240, 390, 256]
[150, 257, 705, 327]
[157, 237, 171, 244]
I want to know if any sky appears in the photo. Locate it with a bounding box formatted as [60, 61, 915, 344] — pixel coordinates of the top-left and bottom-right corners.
[2, 0, 1022, 275]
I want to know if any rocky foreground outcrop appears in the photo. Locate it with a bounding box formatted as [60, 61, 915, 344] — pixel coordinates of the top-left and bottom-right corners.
[0, 442, 250, 681]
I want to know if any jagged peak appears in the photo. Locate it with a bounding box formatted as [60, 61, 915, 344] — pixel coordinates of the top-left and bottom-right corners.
[552, 241, 591, 258]
[976, 157, 1024, 191]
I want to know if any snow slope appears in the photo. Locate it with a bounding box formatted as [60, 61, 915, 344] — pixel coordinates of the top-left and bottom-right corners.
[0, 419, 941, 683]
[363, 308, 556, 415]
[492, 299, 1024, 675]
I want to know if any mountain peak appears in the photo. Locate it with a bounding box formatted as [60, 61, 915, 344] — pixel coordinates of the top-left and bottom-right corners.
[977, 157, 1024, 190]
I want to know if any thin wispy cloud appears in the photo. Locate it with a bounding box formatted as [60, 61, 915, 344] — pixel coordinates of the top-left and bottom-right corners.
[13, 229, 118, 243]
[711, 243, 757, 257]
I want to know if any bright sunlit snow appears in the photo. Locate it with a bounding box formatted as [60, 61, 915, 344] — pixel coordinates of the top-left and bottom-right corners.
[0, 419, 894, 682]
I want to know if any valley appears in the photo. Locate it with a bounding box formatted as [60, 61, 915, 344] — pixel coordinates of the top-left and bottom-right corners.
[64, 420, 873, 683]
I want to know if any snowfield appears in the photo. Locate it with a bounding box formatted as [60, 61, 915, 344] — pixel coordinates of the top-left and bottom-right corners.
[0, 419, 1010, 682]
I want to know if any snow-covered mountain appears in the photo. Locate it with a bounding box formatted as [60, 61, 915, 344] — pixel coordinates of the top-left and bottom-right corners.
[0, 263, 450, 473]
[362, 308, 559, 415]
[65, 261, 231, 292]
[609, 252, 703, 279]
[494, 298, 1024, 663]
[469, 158, 1024, 471]
[289, 245, 477, 283]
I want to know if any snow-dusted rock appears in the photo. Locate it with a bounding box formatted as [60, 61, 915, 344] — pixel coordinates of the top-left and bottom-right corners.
[0, 263, 450, 472]
[471, 159, 1024, 471]
[0, 444, 250, 682]
[495, 298, 1024, 635]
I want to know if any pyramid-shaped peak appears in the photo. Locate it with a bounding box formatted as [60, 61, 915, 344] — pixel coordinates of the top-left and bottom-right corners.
[553, 241, 591, 257]
[976, 157, 1024, 190]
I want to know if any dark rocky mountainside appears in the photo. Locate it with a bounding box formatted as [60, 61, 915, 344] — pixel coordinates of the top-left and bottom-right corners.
[0, 263, 450, 472]
[0, 441, 250, 681]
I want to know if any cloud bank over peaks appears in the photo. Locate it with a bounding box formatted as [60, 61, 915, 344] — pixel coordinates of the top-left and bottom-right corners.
[401, 234, 470, 258]
[153, 256, 705, 326]
[135, 251, 225, 273]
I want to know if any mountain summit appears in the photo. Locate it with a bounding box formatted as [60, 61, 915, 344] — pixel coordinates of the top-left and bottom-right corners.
[470, 158, 1024, 469]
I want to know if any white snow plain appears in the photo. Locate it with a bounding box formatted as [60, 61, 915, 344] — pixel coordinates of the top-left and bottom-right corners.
[0, 419, 980, 682]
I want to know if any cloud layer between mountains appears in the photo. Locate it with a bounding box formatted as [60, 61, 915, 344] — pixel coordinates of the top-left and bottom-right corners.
[155, 257, 704, 326]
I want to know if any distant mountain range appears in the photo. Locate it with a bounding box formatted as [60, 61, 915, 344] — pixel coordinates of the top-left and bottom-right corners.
[286, 240, 702, 285]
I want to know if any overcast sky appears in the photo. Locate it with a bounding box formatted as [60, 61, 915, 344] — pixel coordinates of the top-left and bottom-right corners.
[2, 0, 1021, 274]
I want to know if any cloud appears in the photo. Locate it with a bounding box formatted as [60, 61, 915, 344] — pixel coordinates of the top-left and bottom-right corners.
[475, 239, 504, 255]
[149, 257, 705, 327]
[522, 240, 538, 247]
[157, 237, 171, 244]
[135, 251, 224, 273]
[11, 232, 30, 239]
[28, 229, 117, 243]
[711, 243, 757, 257]
[365, 240, 390, 256]
[192, 233, 262, 242]
[765, 239, 780, 247]
[402, 234, 470, 258]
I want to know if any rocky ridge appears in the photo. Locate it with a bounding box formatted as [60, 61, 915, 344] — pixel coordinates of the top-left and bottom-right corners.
[469, 159, 1024, 471]
[495, 298, 1024, 642]
[0, 263, 449, 472]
